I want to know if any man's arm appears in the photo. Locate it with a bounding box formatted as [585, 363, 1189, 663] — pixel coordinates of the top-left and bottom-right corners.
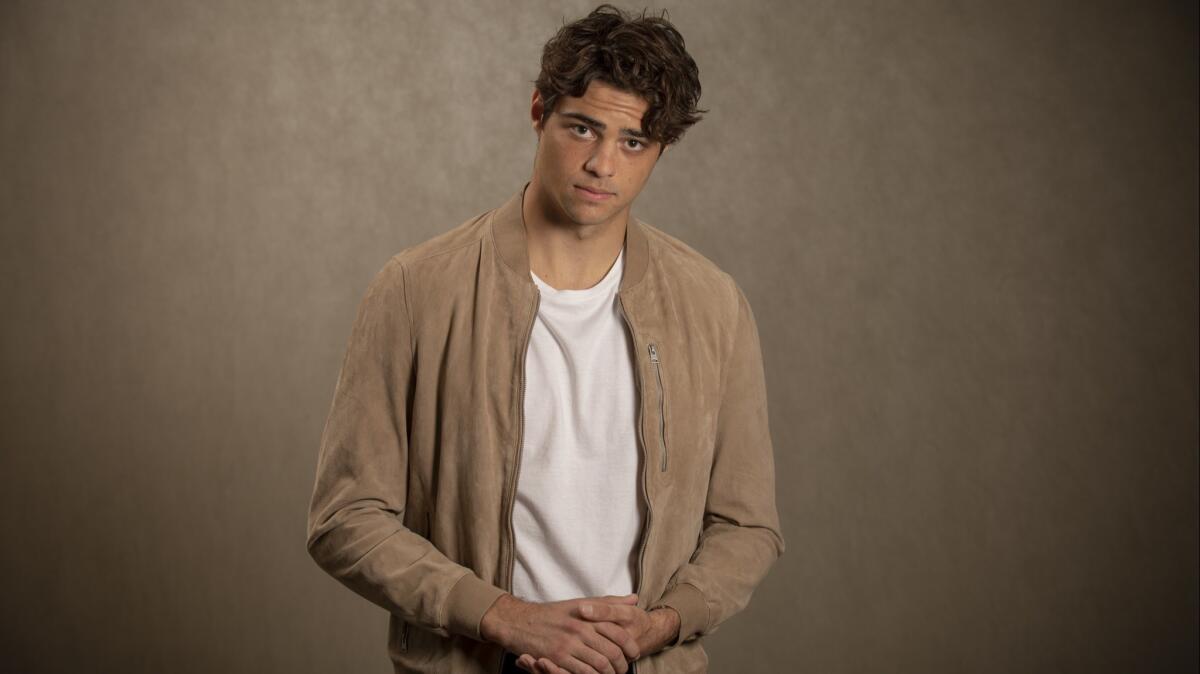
[306, 257, 506, 640]
[648, 280, 786, 649]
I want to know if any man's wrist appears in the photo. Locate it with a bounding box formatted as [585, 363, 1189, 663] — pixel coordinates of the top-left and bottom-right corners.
[648, 606, 681, 652]
[479, 593, 518, 646]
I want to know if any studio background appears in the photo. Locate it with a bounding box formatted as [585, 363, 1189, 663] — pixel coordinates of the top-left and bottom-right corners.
[1, 1, 1196, 673]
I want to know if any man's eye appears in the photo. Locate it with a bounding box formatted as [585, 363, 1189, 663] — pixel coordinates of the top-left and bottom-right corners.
[626, 139, 643, 149]
[571, 125, 592, 136]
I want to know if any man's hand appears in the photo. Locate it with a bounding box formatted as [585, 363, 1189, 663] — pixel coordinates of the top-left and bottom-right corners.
[480, 592, 642, 674]
[514, 599, 682, 674]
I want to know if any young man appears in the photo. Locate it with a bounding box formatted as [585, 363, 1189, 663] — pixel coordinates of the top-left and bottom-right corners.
[306, 6, 783, 674]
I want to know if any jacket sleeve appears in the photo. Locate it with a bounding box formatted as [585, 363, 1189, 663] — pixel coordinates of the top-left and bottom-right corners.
[650, 280, 786, 648]
[305, 256, 507, 640]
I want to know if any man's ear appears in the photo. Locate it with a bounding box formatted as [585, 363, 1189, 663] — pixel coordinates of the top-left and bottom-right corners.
[531, 89, 546, 136]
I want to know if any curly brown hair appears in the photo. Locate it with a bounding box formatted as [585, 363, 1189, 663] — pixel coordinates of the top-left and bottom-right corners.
[534, 4, 706, 148]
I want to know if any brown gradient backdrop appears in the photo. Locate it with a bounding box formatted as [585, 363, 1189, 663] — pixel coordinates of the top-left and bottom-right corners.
[1, 1, 1196, 672]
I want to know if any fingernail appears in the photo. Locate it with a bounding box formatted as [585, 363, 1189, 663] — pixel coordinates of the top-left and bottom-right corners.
[581, 604, 593, 616]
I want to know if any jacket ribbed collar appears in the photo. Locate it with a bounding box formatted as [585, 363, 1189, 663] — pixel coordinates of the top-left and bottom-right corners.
[490, 182, 650, 292]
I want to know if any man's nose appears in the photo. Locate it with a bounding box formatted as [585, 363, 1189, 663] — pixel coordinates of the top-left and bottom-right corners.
[584, 141, 617, 178]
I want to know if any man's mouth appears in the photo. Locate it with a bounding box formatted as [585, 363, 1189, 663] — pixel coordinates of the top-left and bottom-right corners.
[575, 185, 615, 200]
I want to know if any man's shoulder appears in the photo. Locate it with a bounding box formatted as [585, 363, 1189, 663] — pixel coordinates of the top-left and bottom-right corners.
[357, 202, 501, 307]
[388, 205, 495, 271]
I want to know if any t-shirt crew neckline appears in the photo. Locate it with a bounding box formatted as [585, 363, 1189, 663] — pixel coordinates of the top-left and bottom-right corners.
[529, 247, 625, 300]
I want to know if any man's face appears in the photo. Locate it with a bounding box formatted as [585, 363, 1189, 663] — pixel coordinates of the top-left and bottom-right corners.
[529, 80, 664, 231]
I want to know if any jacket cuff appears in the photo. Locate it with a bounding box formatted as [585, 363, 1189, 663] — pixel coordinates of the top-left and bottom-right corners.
[651, 582, 708, 648]
[445, 572, 508, 641]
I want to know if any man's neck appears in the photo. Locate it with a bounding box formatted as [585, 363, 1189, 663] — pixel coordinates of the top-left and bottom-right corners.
[522, 185, 626, 291]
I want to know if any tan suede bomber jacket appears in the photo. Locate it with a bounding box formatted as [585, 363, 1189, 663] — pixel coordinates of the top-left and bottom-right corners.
[306, 184, 784, 674]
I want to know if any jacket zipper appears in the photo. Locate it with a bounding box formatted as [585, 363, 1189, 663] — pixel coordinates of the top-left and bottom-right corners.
[501, 287, 540, 587]
[504, 288, 541, 591]
[618, 296, 653, 606]
[648, 343, 667, 472]
[497, 288, 540, 673]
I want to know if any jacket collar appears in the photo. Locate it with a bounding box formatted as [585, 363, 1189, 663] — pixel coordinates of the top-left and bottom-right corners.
[491, 182, 650, 291]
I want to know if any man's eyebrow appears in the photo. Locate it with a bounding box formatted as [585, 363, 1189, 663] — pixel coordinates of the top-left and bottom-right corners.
[559, 111, 648, 139]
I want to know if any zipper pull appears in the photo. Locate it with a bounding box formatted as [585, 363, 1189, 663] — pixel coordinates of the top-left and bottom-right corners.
[648, 343, 659, 362]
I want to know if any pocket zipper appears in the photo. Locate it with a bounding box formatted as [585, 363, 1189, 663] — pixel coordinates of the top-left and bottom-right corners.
[648, 343, 667, 471]
[401, 510, 431, 653]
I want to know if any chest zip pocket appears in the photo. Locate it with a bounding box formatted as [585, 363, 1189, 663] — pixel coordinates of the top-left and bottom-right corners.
[648, 343, 668, 471]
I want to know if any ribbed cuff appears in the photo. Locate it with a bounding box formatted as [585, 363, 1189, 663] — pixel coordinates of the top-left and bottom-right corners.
[651, 582, 708, 648]
[445, 572, 508, 641]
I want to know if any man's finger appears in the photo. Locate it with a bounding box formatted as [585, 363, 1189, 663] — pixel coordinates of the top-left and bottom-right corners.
[517, 653, 538, 671]
[565, 649, 610, 674]
[593, 593, 638, 605]
[580, 625, 628, 674]
[577, 602, 637, 624]
[591, 620, 641, 661]
[535, 657, 571, 674]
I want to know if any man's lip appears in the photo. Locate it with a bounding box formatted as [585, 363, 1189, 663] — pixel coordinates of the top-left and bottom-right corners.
[575, 185, 614, 196]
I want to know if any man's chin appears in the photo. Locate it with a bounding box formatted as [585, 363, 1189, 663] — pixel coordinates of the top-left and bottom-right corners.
[562, 202, 620, 228]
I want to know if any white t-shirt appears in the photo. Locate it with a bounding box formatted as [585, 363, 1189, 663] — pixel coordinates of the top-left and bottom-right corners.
[511, 246, 645, 603]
